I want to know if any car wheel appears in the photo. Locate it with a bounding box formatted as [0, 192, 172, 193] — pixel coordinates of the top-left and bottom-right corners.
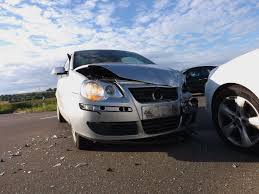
[213, 85, 259, 151]
[71, 129, 92, 150]
[57, 105, 66, 123]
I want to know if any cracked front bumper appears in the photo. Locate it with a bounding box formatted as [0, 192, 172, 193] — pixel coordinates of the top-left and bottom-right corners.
[70, 94, 198, 142]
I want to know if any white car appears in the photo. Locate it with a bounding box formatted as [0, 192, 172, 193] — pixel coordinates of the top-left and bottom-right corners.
[206, 49, 259, 151]
[52, 50, 198, 149]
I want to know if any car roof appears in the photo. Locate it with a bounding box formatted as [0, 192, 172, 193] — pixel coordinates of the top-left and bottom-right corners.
[74, 49, 136, 54]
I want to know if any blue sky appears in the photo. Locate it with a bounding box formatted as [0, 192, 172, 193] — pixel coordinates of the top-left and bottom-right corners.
[0, 0, 259, 94]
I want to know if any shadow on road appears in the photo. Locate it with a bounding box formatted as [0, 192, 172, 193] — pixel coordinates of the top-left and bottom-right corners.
[83, 107, 259, 162]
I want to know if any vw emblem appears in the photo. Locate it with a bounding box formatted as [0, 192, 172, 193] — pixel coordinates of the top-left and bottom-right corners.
[152, 88, 163, 100]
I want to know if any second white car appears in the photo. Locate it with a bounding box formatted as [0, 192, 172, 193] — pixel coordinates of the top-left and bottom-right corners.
[206, 49, 259, 151]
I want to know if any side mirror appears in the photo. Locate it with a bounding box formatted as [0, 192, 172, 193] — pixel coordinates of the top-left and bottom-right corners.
[51, 67, 66, 75]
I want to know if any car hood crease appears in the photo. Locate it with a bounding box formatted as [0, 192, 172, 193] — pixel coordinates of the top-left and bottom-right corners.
[75, 63, 183, 87]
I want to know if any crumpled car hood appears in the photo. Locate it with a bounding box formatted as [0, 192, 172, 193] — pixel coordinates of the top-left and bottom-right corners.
[75, 63, 184, 87]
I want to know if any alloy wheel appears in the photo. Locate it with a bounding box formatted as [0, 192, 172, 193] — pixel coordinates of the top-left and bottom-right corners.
[218, 96, 259, 148]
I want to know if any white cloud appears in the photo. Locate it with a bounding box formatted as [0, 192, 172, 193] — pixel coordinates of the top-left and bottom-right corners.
[4, 0, 22, 6]
[118, 0, 130, 8]
[0, 0, 259, 94]
[95, 3, 116, 27]
[153, 0, 170, 10]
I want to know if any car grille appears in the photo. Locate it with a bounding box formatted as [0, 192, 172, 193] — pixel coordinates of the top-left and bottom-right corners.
[87, 121, 138, 136]
[129, 87, 178, 103]
[141, 116, 180, 134]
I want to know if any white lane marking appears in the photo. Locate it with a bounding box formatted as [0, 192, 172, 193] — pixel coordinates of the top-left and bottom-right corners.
[40, 116, 57, 120]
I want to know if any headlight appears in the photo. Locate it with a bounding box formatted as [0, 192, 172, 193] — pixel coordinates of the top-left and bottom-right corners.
[81, 80, 123, 101]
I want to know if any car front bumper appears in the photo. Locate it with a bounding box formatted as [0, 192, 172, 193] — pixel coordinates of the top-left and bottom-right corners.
[70, 102, 197, 142]
[69, 84, 198, 142]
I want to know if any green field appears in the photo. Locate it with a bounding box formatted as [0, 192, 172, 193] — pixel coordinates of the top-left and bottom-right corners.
[0, 98, 57, 114]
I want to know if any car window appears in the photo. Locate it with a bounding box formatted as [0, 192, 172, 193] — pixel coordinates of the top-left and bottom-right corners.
[187, 69, 201, 78]
[73, 50, 155, 68]
[187, 67, 215, 80]
[121, 57, 145, 64]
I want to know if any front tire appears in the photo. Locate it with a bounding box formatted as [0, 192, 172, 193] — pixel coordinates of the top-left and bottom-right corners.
[212, 85, 259, 152]
[57, 105, 66, 123]
[72, 129, 92, 150]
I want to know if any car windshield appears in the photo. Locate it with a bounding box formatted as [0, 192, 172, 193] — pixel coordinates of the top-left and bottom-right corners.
[73, 50, 155, 68]
[187, 66, 216, 79]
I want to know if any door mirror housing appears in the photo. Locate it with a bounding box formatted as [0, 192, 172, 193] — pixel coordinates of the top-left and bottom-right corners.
[51, 67, 67, 75]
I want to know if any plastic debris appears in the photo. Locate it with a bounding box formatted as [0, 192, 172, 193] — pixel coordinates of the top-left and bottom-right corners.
[75, 163, 88, 168]
[10, 151, 22, 157]
[52, 135, 58, 139]
[106, 168, 114, 172]
[24, 144, 30, 148]
[53, 163, 61, 168]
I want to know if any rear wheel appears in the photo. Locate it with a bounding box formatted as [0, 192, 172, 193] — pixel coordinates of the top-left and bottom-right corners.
[213, 85, 259, 151]
[57, 105, 66, 123]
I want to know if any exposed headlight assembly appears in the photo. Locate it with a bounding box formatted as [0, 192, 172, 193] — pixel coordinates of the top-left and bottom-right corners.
[81, 80, 123, 101]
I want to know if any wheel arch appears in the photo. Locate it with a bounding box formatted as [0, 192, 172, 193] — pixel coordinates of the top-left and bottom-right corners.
[211, 83, 258, 118]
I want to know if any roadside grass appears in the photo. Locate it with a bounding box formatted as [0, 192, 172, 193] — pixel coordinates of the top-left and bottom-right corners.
[0, 98, 57, 114]
[0, 101, 9, 104]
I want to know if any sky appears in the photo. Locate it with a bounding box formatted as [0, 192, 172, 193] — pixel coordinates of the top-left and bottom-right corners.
[0, 0, 259, 94]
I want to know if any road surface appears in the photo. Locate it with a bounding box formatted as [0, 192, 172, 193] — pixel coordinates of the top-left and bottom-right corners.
[0, 97, 259, 194]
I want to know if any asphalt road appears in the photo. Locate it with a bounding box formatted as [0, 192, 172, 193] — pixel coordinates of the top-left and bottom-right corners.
[1, 97, 259, 194]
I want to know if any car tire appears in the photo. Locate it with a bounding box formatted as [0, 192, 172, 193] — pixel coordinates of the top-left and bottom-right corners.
[72, 129, 92, 150]
[212, 84, 259, 152]
[57, 105, 66, 123]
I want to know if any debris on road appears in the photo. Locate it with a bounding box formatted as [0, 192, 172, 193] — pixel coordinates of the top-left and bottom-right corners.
[0, 172, 5, 176]
[134, 163, 141, 166]
[27, 171, 32, 174]
[60, 156, 65, 160]
[48, 145, 54, 149]
[0, 159, 4, 163]
[50, 185, 55, 188]
[107, 168, 114, 172]
[24, 144, 30, 148]
[53, 163, 62, 168]
[75, 163, 88, 168]
[66, 148, 73, 152]
[52, 135, 58, 139]
[232, 163, 239, 168]
[10, 151, 22, 157]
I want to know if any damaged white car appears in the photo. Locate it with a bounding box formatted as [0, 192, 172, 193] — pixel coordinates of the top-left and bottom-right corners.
[52, 50, 198, 149]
